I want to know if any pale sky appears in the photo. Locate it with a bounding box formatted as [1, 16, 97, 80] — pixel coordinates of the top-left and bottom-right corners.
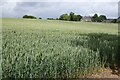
[0, 0, 119, 19]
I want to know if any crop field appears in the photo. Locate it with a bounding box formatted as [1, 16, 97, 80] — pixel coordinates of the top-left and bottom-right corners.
[1, 18, 119, 78]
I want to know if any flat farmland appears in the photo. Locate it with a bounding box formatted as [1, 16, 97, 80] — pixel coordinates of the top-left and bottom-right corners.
[1, 18, 119, 78]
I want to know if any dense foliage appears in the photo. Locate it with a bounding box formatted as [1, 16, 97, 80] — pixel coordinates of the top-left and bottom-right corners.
[59, 12, 82, 21]
[23, 15, 37, 19]
[22, 13, 120, 23]
[91, 14, 107, 22]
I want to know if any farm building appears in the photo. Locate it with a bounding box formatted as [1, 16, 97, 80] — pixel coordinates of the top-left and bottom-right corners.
[81, 16, 92, 22]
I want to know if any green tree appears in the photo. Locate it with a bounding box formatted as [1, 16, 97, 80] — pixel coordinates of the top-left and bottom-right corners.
[73, 15, 82, 21]
[70, 12, 75, 21]
[39, 17, 42, 19]
[59, 12, 82, 21]
[59, 14, 70, 21]
[92, 14, 99, 22]
[98, 15, 107, 22]
[23, 15, 37, 19]
[77, 15, 82, 21]
[73, 15, 78, 21]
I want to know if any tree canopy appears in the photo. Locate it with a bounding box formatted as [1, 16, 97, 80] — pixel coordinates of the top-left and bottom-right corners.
[91, 14, 99, 22]
[98, 15, 107, 22]
[92, 14, 107, 22]
[59, 12, 82, 21]
[23, 15, 37, 19]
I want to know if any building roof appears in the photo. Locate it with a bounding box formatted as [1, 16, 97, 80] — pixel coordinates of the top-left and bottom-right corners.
[82, 16, 92, 21]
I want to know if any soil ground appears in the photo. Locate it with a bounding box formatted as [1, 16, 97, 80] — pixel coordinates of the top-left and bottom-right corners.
[86, 68, 120, 78]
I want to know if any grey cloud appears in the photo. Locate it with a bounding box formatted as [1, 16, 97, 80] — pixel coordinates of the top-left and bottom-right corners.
[16, 2, 40, 6]
[13, 2, 61, 18]
[15, 2, 60, 9]
[1, 2, 119, 18]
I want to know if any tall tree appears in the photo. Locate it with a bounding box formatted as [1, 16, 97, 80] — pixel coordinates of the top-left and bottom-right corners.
[77, 15, 82, 21]
[59, 12, 82, 21]
[98, 15, 107, 22]
[59, 14, 70, 21]
[92, 14, 99, 22]
[69, 12, 75, 21]
[73, 15, 82, 21]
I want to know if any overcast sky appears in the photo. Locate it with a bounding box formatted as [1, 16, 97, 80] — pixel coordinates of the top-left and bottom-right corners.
[0, 0, 120, 19]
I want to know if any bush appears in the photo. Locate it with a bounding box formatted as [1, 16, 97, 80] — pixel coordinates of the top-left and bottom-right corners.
[47, 18, 55, 20]
[23, 15, 37, 19]
[39, 17, 42, 19]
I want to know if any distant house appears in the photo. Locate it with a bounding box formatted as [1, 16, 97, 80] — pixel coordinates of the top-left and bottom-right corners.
[81, 16, 92, 22]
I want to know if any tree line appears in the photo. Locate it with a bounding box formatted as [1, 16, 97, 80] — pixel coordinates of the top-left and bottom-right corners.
[59, 12, 108, 22]
[22, 12, 120, 23]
